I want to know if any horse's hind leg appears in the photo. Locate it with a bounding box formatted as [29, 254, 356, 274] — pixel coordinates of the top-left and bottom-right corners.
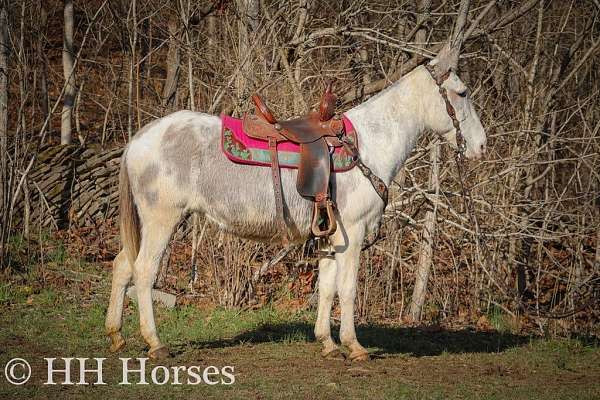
[134, 210, 180, 360]
[105, 250, 133, 352]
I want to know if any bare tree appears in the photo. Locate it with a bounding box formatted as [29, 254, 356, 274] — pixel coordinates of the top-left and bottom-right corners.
[162, 12, 180, 110]
[61, 0, 75, 145]
[408, 0, 435, 321]
[409, 141, 440, 321]
[36, 0, 49, 121]
[0, 0, 9, 267]
[235, 0, 259, 103]
[182, 0, 195, 111]
[127, 0, 137, 139]
[409, 0, 471, 321]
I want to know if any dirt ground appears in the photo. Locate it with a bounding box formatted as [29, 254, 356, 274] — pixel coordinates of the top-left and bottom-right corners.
[0, 264, 599, 400]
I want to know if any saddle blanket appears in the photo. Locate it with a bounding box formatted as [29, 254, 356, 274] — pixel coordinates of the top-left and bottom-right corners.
[221, 114, 358, 172]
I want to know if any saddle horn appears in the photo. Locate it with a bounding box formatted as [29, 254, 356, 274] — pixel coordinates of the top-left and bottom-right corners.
[319, 80, 337, 122]
[252, 94, 277, 124]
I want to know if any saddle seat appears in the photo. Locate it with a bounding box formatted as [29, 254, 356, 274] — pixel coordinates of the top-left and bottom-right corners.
[242, 82, 346, 240]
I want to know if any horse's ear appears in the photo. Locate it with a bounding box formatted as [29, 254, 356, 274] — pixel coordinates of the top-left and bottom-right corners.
[430, 43, 459, 80]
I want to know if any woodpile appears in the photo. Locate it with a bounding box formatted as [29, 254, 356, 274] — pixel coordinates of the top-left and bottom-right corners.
[18, 145, 123, 228]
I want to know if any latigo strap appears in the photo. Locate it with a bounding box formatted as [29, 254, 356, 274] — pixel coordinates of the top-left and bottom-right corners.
[268, 136, 289, 244]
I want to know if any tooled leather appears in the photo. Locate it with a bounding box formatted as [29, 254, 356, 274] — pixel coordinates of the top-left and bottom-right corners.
[296, 139, 330, 199]
[252, 94, 277, 124]
[241, 87, 347, 240]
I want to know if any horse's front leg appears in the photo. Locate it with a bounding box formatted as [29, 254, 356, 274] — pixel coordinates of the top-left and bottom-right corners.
[336, 227, 369, 361]
[314, 257, 341, 358]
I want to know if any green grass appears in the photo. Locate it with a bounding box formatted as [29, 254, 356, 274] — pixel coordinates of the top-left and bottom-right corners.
[0, 283, 26, 305]
[0, 266, 598, 399]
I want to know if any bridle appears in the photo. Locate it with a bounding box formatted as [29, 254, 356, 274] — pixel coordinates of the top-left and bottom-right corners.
[423, 63, 470, 219]
[341, 65, 469, 216]
[424, 64, 467, 160]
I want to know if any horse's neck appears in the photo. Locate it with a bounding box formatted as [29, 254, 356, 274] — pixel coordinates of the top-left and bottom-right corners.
[345, 67, 427, 184]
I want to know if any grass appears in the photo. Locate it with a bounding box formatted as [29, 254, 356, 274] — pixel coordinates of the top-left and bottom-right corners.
[0, 262, 599, 399]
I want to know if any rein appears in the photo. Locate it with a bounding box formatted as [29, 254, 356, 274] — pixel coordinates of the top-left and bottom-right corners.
[340, 135, 389, 250]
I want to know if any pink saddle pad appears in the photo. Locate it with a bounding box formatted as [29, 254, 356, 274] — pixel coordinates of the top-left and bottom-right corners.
[221, 114, 358, 172]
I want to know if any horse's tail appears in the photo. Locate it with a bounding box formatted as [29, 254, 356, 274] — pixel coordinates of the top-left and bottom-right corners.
[119, 151, 141, 267]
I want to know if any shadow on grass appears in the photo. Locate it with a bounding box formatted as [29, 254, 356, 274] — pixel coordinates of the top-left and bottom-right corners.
[186, 322, 537, 357]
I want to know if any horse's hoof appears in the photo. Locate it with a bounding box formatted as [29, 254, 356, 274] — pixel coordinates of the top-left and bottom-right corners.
[148, 345, 170, 360]
[322, 347, 345, 360]
[108, 333, 126, 353]
[349, 350, 370, 362]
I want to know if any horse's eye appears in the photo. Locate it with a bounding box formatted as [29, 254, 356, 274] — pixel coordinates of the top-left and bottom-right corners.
[457, 90, 468, 98]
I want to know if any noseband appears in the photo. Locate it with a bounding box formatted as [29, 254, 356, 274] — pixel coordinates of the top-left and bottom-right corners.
[424, 64, 466, 159]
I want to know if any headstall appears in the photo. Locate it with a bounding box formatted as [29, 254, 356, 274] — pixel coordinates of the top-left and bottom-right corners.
[424, 64, 467, 160]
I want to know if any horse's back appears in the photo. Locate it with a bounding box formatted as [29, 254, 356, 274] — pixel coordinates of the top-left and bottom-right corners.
[127, 111, 221, 162]
[123, 111, 222, 215]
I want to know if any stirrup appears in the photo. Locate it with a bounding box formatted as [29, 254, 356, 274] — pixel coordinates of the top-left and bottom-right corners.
[311, 200, 337, 237]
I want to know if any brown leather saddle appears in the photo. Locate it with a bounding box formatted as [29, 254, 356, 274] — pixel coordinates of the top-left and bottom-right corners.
[242, 82, 346, 241]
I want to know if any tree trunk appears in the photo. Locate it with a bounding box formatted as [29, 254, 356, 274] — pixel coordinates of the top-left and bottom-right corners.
[409, 142, 440, 321]
[127, 0, 137, 139]
[17, 1, 25, 136]
[291, 0, 308, 114]
[162, 13, 180, 110]
[407, 0, 436, 323]
[207, 13, 216, 47]
[61, 0, 75, 145]
[508, 0, 544, 301]
[235, 0, 259, 101]
[451, 0, 471, 50]
[37, 0, 49, 122]
[183, 0, 195, 111]
[0, 1, 9, 267]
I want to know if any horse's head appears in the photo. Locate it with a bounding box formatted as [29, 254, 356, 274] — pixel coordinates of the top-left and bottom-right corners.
[422, 56, 487, 160]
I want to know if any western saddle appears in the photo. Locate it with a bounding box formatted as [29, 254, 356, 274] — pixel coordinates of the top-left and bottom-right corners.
[242, 82, 346, 242]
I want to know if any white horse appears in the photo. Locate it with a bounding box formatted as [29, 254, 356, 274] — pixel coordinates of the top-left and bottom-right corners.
[105, 56, 486, 361]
